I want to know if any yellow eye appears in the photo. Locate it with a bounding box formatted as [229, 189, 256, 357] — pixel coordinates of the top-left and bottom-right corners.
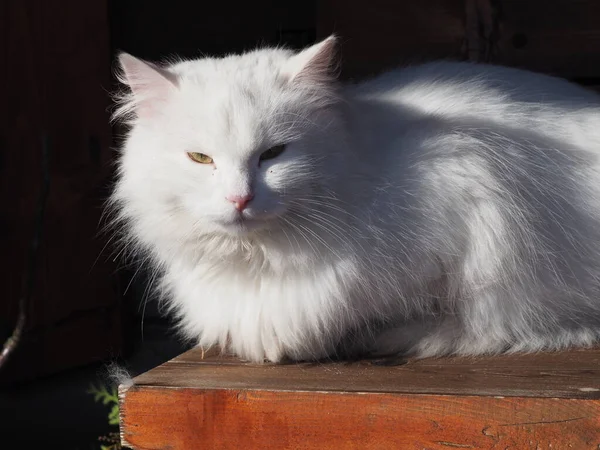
[187, 152, 213, 164]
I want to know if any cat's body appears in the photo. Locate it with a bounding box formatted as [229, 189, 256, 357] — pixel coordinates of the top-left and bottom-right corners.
[112, 37, 600, 362]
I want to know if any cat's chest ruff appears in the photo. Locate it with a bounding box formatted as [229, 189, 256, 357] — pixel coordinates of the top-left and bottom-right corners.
[172, 254, 361, 359]
[171, 250, 358, 304]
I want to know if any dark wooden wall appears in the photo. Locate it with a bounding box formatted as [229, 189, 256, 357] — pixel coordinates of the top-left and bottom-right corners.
[1, 0, 121, 382]
[318, 0, 600, 88]
[109, 0, 316, 60]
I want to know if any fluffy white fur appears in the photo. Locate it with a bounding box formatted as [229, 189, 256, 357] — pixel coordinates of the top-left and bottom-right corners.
[110, 36, 600, 363]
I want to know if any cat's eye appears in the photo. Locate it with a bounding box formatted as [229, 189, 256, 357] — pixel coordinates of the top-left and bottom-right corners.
[260, 144, 286, 162]
[187, 152, 213, 164]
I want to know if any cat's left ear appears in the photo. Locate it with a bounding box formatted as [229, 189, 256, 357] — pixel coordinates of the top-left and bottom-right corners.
[284, 35, 340, 84]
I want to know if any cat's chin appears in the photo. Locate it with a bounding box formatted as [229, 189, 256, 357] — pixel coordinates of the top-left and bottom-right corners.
[214, 216, 271, 236]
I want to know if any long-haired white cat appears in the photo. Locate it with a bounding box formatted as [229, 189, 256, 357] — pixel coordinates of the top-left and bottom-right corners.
[110, 36, 600, 363]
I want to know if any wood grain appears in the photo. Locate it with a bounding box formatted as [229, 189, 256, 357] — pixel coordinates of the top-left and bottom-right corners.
[120, 347, 600, 449]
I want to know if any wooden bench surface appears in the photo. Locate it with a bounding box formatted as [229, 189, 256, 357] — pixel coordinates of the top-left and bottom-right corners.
[119, 347, 600, 449]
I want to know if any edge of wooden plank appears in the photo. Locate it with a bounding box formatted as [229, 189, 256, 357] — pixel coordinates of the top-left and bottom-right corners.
[119, 385, 600, 450]
[119, 382, 135, 450]
[126, 347, 600, 400]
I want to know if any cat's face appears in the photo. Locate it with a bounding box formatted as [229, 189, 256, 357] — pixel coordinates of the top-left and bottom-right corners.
[114, 37, 341, 243]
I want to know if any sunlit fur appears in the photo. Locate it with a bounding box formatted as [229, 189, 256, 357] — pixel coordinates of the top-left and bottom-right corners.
[110, 37, 600, 362]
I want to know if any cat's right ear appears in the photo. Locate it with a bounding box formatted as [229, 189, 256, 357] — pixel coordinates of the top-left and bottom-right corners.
[115, 53, 178, 121]
[284, 35, 340, 85]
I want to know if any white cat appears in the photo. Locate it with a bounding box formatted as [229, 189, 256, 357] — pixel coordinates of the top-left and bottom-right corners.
[110, 36, 600, 363]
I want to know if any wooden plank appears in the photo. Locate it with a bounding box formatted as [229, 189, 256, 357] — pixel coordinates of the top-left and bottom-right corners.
[120, 347, 600, 449]
[131, 349, 600, 399]
[121, 389, 600, 450]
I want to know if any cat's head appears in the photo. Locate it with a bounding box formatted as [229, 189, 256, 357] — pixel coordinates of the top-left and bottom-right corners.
[112, 37, 345, 252]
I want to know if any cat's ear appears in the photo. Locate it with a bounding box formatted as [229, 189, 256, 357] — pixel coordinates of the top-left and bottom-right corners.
[284, 35, 340, 85]
[116, 53, 178, 120]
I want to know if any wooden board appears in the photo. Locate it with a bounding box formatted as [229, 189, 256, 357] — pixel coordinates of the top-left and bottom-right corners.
[119, 347, 600, 449]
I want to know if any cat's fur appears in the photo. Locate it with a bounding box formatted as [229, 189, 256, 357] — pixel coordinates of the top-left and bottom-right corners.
[110, 36, 600, 362]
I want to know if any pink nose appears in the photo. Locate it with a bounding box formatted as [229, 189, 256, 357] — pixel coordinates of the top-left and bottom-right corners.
[226, 193, 254, 211]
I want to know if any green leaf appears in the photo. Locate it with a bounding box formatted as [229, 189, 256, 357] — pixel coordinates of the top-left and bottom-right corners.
[88, 383, 119, 406]
[108, 404, 120, 426]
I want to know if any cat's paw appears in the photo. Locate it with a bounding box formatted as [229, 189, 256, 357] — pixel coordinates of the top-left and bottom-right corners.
[263, 341, 286, 363]
[339, 317, 463, 360]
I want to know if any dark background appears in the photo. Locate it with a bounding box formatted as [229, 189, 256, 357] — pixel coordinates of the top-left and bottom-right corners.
[1, 0, 599, 448]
